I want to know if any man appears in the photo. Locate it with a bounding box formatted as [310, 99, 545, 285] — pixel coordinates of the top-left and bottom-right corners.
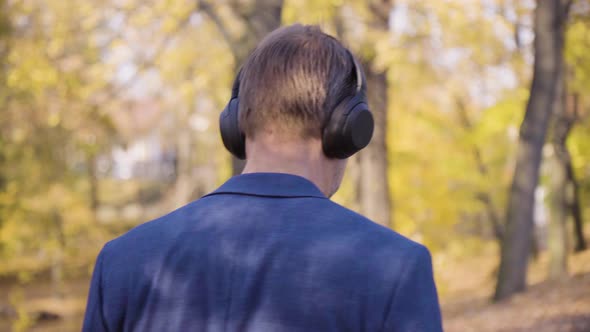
[83, 24, 442, 332]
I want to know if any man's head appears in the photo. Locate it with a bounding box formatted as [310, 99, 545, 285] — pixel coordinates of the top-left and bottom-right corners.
[224, 24, 370, 197]
[238, 24, 358, 140]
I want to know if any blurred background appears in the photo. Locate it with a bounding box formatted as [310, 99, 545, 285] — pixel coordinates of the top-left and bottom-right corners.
[0, 0, 589, 331]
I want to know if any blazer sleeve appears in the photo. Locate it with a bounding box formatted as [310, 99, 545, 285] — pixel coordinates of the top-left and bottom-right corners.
[383, 246, 443, 332]
[82, 247, 109, 332]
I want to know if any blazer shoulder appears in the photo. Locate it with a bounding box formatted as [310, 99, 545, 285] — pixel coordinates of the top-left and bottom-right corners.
[323, 199, 426, 252]
[98, 200, 201, 264]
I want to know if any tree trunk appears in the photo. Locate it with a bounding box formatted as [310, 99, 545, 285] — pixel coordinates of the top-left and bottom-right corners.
[494, 0, 571, 301]
[173, 128, 193, 207]
[357, 64, 392, 227]
[456, 96, 504, 244]
[0, 0, 9, 218]
[476, 192, 504, 243]
[51, 210, 66, 299]
[351, 0, 394, 228]
[331, 3, 392, 227]
[566, 93, 587, 252]
[86, 151, 99, 219]
[0, 0, 9, 63]
[548, 152, 568, 279]
[548, 72, 568, 280]
[200, 0, 284, 175]
[569, 159, 587, 251]
[231, 1, 282, 175]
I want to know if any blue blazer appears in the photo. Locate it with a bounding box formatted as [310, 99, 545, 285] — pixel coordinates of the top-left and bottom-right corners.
[83, 173, 442, 331]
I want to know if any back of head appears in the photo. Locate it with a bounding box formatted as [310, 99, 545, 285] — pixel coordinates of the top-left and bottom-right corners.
[238, 24, 357, 140]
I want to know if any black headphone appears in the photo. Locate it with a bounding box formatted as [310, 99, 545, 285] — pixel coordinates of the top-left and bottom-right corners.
[219, 50, 374, 160]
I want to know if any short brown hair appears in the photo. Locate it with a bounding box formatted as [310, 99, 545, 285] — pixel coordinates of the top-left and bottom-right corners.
[238, 24, 357, 139]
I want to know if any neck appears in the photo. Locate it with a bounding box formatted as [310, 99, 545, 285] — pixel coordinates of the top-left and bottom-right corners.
[241, 133, 340, 197]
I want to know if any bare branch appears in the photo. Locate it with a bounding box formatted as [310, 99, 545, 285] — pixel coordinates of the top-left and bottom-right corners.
[455, 95, 504, 241]
[368, 0, 393, 28]
[198, 0, 240, 56]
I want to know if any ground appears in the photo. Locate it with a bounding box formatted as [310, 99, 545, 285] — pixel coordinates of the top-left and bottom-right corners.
[441, 248, 590, 332]
[1, 248, 589, 331]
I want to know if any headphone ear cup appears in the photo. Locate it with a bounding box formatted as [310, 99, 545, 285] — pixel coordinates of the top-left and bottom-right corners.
[322, 96, 374, 159]
[219, 98, 246, 159]
[346, 104, 374, 151]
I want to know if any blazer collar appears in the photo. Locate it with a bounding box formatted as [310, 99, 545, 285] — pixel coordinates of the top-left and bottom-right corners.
[206, 173, 327, 199]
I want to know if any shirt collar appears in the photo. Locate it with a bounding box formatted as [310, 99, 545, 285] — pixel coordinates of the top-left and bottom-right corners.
[205, 172, 327, 199]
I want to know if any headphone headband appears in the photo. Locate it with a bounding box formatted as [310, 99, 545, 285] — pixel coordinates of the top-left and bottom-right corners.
[231, 68, 242, 99]
[349, 51, 365, 95]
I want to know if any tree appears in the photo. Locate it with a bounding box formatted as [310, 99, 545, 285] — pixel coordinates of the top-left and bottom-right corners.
[495, 0, 572, 301]
[330, 0, 393, 227]
[548, 85, 586, 280]
[568, 105, 587, 252]
[355, 0, 394, 228]
[455, 97, 504, 244]
[0, 0, 120, 286]
[547, 70, 569, 280]
[563, 14, 590, 252]
[200, 1, 394, 228]
[199, 0, 284, 175]
[0, 0, 11, 233]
